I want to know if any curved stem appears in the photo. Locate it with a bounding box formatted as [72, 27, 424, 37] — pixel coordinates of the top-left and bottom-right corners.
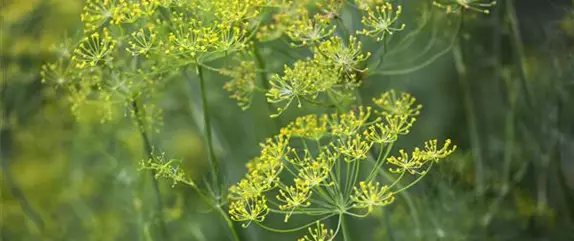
[269, 208, 331, 216]
[255, 214, 335, 233]
[330, 215, 343, 241]
[393, 163, 433, 194]
[344, 210, 370, 218]
[217, 206, 241, 241]
[196, 65, 222, 199]
[367, 14, 462, 77]
[1, 160, 45, 231]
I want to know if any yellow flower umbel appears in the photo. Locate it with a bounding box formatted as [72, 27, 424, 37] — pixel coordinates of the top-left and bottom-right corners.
[285, 10, 336, 47]
[433, 0, 497, 14]
[221, 60, 258, 110]
[373, 90, 422, 117]
[421, 139, 457, 162]
[80, 0, 117, 33]
[354, 0, 385, 11]
[126, 26, 158, 57]
[298, 222, 335, 241]
[387, 139, 457, 175]
[358, 2, 406, 41]
[72, 29, 116, 69]
[329, 107, 374, 137]
[315, 35, 371, 78]
[351, 181, 395, 212]
[364, 123, 397, 144]
[297, 158, 332, 187]
[266, 59, 340, 117]
[284, 114, 329, 141]
[386, 149, 427, 175]
[229, 195, 269, 227]
[277, 180, 312, 221]
[228, 90, 456, 237]
[333, 134, 373, 162]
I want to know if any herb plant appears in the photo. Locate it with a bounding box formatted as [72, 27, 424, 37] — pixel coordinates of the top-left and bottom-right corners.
[36, 0, 501, 240]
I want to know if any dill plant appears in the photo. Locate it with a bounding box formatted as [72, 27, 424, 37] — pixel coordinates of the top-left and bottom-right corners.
[38, 0, 499, 240]
[228, 90, 456, 240]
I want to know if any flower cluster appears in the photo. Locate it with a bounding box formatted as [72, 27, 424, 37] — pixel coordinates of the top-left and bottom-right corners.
[139, 154, 194, 187]
[298, 222, 335, 241]
[43, 0, 273, 122]
[351, 181, 395, 212]
[228, 90, 456, 239]
[358, 2, 406, 41]
[433, 0, 497, 14]
[353, 0, 386, 11]
[266, 35, 371, 116]
[221, 60, 259, 110]
[266, 58, 341, 116]
[257, 1, 342, 43]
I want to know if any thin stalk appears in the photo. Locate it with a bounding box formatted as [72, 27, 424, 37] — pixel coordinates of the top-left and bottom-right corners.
[452, 33, 484, 197]
[216, 206, 241, 241]
[194, 66, 243, 241]
[349, 159, 361, 198]
[256, 214, 336, 233]
[393, 163, 432, 194]
[366, 143, 394, 182]
[506, 0, 533, 108]
[131, 99, 170, 241]
[1, 160, 45, 231]
[196, 65, 222, 199]
[253, 44, 281, 129]
[341, 214, 352, 241]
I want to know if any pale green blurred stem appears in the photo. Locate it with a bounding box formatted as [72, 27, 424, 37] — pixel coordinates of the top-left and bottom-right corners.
[195, 65, 241, 241]
[1, 160, 45, 231]
[196, 65, 222, 197]
[452, 29, 484, 197]
[506, 0, 533, 108]
[217, 206, 241, 241]
[341, 214, 352, 241]
[252, 44, 281, 129]
[132, 99, 170, 240]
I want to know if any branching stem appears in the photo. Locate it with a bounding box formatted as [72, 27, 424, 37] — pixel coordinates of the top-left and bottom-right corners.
[131, 99, 170, 241]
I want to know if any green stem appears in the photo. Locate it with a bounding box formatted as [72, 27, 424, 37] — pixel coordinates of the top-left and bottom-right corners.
[256, 214, 335, 233]
[196, 65, 222, 199]
[194, 66, 243, 241]
[366, 143, 394, 182]
[132, 99, 170, 241]
[1, 159, 45, 231]
[452, 23, 484, 196]
[506, 0, 533, 108]
[341, 214, 352, 241]
[253, 44, 282, 129]
[216, 207, 241, 241]
[393, 163, 432, 194]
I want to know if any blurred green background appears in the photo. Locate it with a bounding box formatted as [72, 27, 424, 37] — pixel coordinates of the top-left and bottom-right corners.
[1, 0, 574, 240]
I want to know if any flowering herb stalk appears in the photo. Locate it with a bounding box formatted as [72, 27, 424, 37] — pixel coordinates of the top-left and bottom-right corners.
[228, 90, 456, 240]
